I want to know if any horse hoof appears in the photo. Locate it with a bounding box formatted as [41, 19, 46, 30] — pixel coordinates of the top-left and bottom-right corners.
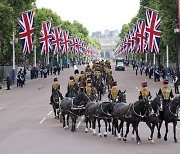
[64, 125, 69, 129]
[118, 134, 122, 140]
[164, 137, 167, 141]
[85, 128, 88, 133]
[157, 134, 161, 139]
[137, 142, 141, 145]
[151, 140, 155, 144]
[148, 137, 152, 141]
[174, 139, 178, 143]
[98, 133, 102, 137]
[123, 138, 127, 142]
[104, 132, 107, 137]
[93, 129, 96, 135]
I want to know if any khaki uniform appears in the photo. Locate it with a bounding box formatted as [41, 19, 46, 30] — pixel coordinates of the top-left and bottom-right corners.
[85, 85, 92, 95]
[52, 82, 60, 91]
[74, 74, 79, 83]
[161, 87, 171, 100]
[139, 89, 150, 100]
[109, 87, 119, 100]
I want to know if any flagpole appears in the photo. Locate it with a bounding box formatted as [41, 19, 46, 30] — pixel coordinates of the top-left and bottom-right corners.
[153, 53, 156, 66]
[34, 45, 36, 67]
[12, 31, 16, 84]
[145, 52, 147, 63]
[57, 54, 59, 63]
[67, 52, 69, 68]
[166, 45, 169, 68]
[47, 52, 49, 65]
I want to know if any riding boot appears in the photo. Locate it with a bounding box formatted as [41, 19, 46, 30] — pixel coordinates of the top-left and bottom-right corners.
[50, 95, 53, 105]
[59, 93, 64, 100]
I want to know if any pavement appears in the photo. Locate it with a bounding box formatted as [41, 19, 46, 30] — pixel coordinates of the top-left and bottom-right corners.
[0, 63, 180, 154]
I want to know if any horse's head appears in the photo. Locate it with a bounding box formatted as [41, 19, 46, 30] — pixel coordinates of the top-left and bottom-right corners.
[78, 92, 91, 105]
[171, 96, 180, 108]
[153, 94, 163, 112]
[118, 90, 126, 103]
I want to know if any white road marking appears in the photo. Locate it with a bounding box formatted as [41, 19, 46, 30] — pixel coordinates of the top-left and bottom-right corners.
[47, 111, 52, 116]
[40, 118, 46, 124]
[76, 116, 85, 129]
[0, 108, 2, 110]
[136, 87, 140, 92]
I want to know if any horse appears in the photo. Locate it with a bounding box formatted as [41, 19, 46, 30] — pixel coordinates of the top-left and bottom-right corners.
[113, 99, 152, 144]
[84, 101, 113, 137]
[50, 91, 60, 118]
[157, 96, 180, 142]
[65, 87, 79, 98]
[131, 95, 163, 143]
[60, 92, 90, 132]
[94, 79, 104, 101]
[111, 91, 126, 137]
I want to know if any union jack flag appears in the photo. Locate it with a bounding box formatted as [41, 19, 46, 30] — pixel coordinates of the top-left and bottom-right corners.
[131, 25, 138, 53]
[145, 8, 161, 54]
[70, 36, 78, 54]
[61, 30, 70, 53]
[52, 26, 62, 55]
[18, 10, 35, 55]
[39, 21, 52, 55]
[76, 37, 83, 54]
[137, 19, 147, 53]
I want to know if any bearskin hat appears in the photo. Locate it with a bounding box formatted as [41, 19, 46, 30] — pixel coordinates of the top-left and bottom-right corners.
[112, 81, 117, 86]
[70, 76, 74, 80]
[141, 82, 147, 87]
[74, 69, 79, 74]
[54, 77, 58, 82]
[163, 79, 168, 85]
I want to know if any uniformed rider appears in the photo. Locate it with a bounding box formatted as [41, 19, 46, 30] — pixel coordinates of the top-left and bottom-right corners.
[139, 82, 151, 100]
[108, 81, 121, 101]
[158, 79, 174, 107]
[85, 78, 92, 96]
[74, 69, 80, 84]
[50, 78, 63, 104]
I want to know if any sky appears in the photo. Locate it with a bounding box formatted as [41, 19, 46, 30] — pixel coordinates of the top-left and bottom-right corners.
[36, 0, 140, 35]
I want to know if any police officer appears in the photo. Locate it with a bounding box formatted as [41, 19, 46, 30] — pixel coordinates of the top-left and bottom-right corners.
[108, 81, 121, 101]
[139, 82, 151, 100]
[173, 74, 179, 94]
[158, 79, 174, 107]
[50, 77, 63, 104]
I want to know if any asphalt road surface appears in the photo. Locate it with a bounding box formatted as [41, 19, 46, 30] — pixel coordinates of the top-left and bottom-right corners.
[0, 63, 180, 154]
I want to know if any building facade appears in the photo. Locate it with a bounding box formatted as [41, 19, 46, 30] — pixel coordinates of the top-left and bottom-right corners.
[91, 29, 119, 59]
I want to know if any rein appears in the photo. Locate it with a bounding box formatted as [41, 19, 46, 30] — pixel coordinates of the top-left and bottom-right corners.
[132, 103, 147, 118]
[99, 103, 112, 117]
[168, 101, 179, 117]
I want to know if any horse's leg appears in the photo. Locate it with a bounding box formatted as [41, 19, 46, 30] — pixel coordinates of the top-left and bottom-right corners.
[85, 116, 89, 133]
[146, 122, 155, 144]
[92, 117, 96, 135]
[117, 121, 124, 140]
[131, 127, 135, 140]
[123, 122, 130, 142]
[62, 114, 66, 128]
[157, 120, 163, 139]
[164, 121, 168, 141]
[173, 121, 178, 143]
[104, 119, 108, 137]
[74, 116, 77, 132]
[71, 115, 75, 132]
[98, 118, 101, 137]
[134, 123, 141, 144]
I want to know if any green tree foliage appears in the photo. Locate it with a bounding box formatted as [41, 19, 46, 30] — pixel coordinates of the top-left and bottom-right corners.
[117, 0, 178, 64]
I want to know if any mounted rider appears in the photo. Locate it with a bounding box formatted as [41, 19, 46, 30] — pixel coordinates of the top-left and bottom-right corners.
[158, 79, 174, 107]
[85, 64, 92, 73]
[85, 78, 93, 96]
[139, 82, 151, 100]
[108, 81, 121, 101]
[50, 77, 63, 104]
[66, 76, 78, 97]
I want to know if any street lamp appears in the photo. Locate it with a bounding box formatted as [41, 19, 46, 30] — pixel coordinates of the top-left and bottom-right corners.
[10, 31, 18, 84]
[174, 26, 179, 72]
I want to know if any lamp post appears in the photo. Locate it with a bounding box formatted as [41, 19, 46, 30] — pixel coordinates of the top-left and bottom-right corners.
[10, 31, 18, 84]
[174, 26, 179, 72]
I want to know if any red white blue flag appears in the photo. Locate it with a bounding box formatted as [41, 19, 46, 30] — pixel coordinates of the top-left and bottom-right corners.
[61, 30, 70, 53]
[18, 10, 35, 55]
[70, 36, 78, 54]
[137, 19, 147, 53]
[39, 21, 52, 55]
[145, 8, 161, 54]
[52, 26, 62, 55]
